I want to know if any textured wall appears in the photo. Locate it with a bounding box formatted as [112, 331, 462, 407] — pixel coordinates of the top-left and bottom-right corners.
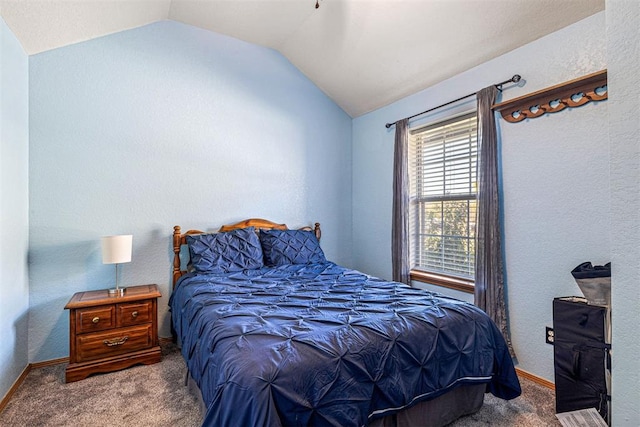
[29, 20, 352, 362]
[0, 17, 30, 400]
[352, 12, 608, 383]
[607, 0, 640, 425]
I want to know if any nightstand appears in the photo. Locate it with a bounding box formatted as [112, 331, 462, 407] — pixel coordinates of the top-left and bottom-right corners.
[64, 284, 162, 382]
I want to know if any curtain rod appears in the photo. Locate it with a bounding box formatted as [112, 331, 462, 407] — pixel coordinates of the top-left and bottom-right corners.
[384, 75, 521, 129]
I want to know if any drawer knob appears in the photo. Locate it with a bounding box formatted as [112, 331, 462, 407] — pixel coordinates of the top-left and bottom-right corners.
[131, 311, 138, 318]
[92, 317, 100, 324]
[103, 336, 128, 347]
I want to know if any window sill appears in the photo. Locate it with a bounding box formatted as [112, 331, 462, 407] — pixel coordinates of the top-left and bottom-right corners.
[410, 270, 475, 294]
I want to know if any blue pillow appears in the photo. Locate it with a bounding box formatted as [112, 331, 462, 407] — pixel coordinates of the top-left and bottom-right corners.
[259, 229, 326, 266]
[186, 227, 263, 273]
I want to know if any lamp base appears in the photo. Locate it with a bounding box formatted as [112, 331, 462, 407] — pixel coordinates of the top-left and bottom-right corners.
[108, 288, 125, 297]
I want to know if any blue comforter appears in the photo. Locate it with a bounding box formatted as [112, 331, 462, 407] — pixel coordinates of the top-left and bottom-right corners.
[169, 262, 520, 427]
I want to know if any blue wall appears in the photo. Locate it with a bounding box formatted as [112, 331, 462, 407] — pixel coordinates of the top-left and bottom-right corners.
[0, 16, 30, 400]
[352, 12, 609, 384]
[607, 0, 640, 424]
[28, 20, 352, 362]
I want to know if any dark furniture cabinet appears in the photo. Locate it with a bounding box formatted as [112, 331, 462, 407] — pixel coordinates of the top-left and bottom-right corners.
[553, 297, 610, 424]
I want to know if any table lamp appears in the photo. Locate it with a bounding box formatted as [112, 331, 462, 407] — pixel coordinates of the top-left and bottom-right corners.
[101, 234, 132, 296]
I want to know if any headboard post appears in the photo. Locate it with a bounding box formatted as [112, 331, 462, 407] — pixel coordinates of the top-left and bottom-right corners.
[314, 222, 321, 241]
[172, 225, 182, 288]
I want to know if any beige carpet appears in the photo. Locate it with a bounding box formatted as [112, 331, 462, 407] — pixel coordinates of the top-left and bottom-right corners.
[0, 342, 559, 426]
[449, 377, 560, 427]
[0, 343, 202, 427]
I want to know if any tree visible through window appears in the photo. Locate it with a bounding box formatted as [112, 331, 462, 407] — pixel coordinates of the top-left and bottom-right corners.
[409, 113, 477, 280]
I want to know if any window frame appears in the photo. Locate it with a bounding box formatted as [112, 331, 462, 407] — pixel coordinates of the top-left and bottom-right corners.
[408, 111, 477, 293]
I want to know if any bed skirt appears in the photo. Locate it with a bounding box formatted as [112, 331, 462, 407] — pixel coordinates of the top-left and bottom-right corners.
[369, 383, 485, 427]
[185, 369, 485, 427]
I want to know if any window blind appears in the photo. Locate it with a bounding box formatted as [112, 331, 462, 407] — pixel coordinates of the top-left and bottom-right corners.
[409, 113, 477, 279]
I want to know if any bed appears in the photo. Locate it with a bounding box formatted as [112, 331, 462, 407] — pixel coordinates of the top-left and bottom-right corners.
[169, 218, 521, 427]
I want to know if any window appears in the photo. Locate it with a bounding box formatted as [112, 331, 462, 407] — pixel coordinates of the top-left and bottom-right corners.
[409, 112, 477, 282]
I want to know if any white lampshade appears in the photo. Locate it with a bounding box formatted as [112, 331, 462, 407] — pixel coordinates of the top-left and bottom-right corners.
[101, 235, 133, 265]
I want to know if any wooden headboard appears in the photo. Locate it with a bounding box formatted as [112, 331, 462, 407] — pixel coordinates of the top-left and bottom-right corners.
[172, 218, 321, 288]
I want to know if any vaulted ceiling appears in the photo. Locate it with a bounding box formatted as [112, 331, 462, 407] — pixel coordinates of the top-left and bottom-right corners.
[0, 0, 604, 117]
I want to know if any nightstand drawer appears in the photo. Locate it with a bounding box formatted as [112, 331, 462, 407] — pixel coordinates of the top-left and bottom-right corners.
[118, 300, 152, 326]
[77, 306, 116, 333]
[75, 324, 153, 363]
